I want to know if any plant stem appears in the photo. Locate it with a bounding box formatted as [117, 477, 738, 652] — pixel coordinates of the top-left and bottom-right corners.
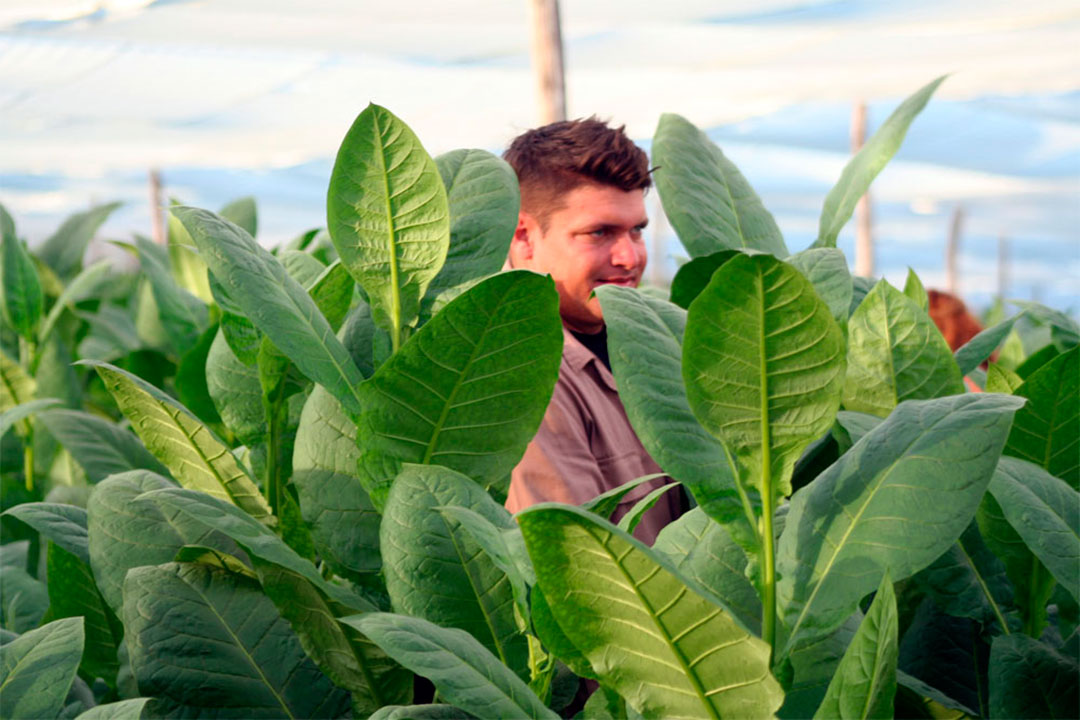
[23, 437, 35, 493]
[18, 336, 36, 492]
[761, 477, 777, 662]
[265, 390, 284, 518]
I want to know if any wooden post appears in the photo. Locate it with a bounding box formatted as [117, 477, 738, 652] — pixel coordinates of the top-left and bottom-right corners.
[945, 204, 964, 295]
[528, 0, 566, 124]
[149, 169, 165, 245]
[851, 101, 873, 277]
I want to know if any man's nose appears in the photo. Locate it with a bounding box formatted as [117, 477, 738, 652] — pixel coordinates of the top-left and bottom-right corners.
[611, 233, 644, 269]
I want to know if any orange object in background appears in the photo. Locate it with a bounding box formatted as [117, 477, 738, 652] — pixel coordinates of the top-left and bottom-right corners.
[927, 289, 986, 392]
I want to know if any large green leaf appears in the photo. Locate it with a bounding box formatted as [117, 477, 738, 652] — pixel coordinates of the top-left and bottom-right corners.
[785, 248, 853, 325]
[813, 574, 898, 720]
[44, 543, 120, 687]
[954, 312, 1025, 376]
[683, 252, 845, 531]
[167, 207, 214, 304]
[1003, 345, 1078, 489]
[0, 349, 35, 412]
[977, 490, 1056, 639]
[0, 617, 84, 720]
[902, 268, 928, 312]
[777, 393, 1024, 651]
[0, 562, 47, 632]
[653, 507, 761, 634]
[989, 634, 1078, 719]
[37, 409, 169, 482]
[134, 235, 207, 355]
[986, 362, 1023, 394]
[843, 280, 964, 417]
[293, 384, 380, 578]
[913, 521, 1013, 632]
[355, 271, 562, 509]
[369, 705, 473, 720]
[175, 322, 223, 427]
[205, 328, 264, 445]
[86, 470, 245, 614]
[519, 504, 784, 719]
[0, 399, 59, 438]
[988, 456, 1079, 603]
[220, 196, 258, 237]
[668, 250, 740, 309]
[381, 465, 526, 678]
[85, 361, 271, 522]
[343, 612, 558, 720]
[74, 698, 150, 720]
[2, 502, 89, 563]
[777, 613, 861, 719]
[36, 202, 120, 279]
[142, 487, 375, 613]
[123, 562, 350, 718]
[813, 77, 944, 248]
[597, 285, 748, 542]
[1, 225, 43, 341]
[173, 206, 366, 417]
[327, 103, 450, 347]
[652, 113, 788, 258]
[428, 148, 519, 302]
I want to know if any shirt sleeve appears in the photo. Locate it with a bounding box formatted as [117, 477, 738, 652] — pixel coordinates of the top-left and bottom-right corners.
[506, 378, 607, 512]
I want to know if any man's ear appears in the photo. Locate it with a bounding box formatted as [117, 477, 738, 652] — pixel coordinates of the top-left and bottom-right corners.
[508, 211, 536, 268]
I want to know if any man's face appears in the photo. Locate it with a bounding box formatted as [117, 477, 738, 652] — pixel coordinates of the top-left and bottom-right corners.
[514, 182, 648, 334]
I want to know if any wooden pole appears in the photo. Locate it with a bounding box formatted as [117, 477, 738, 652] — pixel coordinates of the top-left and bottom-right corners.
[851, 101, 873, 277]
[149, 168, 165, 245]
[945, 204, 964, 295]
[528, 0, 566, 124]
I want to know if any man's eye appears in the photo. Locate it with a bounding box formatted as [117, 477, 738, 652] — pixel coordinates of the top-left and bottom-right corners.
[589, 229, 609, 238]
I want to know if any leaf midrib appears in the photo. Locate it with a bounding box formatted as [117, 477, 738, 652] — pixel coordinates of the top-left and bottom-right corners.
[372, 109, 402, 346]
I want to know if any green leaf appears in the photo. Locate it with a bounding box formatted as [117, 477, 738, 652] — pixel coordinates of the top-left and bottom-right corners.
[519, 504, 783, 718]
[902, 268, 928, 312]
[84, 361, 272, 522]
[45, 543, 120, 687]
[668, 250, 741, 309]
[37, 260, 112, 346]
[787, 248, 853, 325]
[529, 585, 595, 679]
[832, 411, 883, 452]
[913, 521, 1013, 632]
[382, 465, 527, 678]
[134, 235, 207, 355]
[683, 252, 845, 529]
[814, 77, 944, 248]
[617, 481, 680, 534]
[205, 328, 265, 445]
[428, 148, 519, 302]
[80, 304, 141, 361]
[37, 202, 120, 279]
[0, 349, 35, 412]
[123, 562, 350, 718]
[597, 285, 748, 541]
[986, 362, 1023, 394]
[777, 393, 1025, 651]
[2, 502, 88, 563]
[37, 409, 170, 483]
[174, 206, 366, 417]
[580, 473, 668, 521]
[1010, 299, 1080, 350]
[989, 634, 1078, 719]
[220, 196, 257, 237]
[954, 312, 1024, 377]
[175, 322, 224, 426]
[74, 698, 150, 720]
[653, 507, 761, 634]
[0, 399, 60, 439]
[0, 617, 84, 720]
[343, 612, 558, 720]
[843, 280, 964, 417]
[977, 490, 1056, 639]
[327, 103, 450, 347]
[369, 705, 474, 720]
[813, 574, 898, 720]
[355, 271, 562, 509]
[988, 456, 1079, 603]
[293, 385, 380, 578]
[308, 260, 355, 332]
[142, 487, 375, 612]
[86, 469, 245, 614]
[0, 563, 47, 633]
[652, 113, 788, 257]
[254, 560, 411, 716]
[777, 613, 861, 719]
[1003, 345, 1078, 489]
[1, 227, 44, 341]
[167, 209, 214, 304]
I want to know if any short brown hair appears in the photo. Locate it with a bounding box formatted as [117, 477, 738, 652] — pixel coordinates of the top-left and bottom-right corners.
[503, 117, 651, 228]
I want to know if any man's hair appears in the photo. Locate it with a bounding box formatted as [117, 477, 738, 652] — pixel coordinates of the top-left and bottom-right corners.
[503, 117, 651, 228]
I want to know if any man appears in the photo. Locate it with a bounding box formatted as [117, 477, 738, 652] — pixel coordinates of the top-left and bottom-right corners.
[503, 117, 681, 543]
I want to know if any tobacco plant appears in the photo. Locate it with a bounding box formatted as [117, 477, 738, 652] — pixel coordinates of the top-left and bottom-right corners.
[1, 79, 1078, 720]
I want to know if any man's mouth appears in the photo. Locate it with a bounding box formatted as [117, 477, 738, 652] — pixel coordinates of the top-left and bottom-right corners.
[594, 277, 638, 287]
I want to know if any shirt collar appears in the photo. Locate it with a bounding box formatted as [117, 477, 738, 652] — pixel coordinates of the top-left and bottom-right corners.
[562, 326, 619, 393]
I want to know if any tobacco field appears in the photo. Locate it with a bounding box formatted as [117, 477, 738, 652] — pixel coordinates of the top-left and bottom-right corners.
[1, 77, 1077, 719]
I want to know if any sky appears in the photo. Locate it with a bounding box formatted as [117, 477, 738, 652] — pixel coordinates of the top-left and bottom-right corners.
[1, 0, 1077, 312]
